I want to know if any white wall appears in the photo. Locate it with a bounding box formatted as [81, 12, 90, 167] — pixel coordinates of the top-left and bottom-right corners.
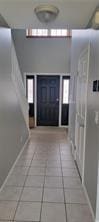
[69, 29, 99, 219]
[12, 29, 71, 77]
[0, 28, 29, 187]
[84, 30, 99, 220]
[69, 30, 90, 144]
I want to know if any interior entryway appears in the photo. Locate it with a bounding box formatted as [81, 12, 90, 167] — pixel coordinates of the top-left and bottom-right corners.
[37, 76, 59, 126]
[0, 1, 99, 221]
[25, 74, 70, 127]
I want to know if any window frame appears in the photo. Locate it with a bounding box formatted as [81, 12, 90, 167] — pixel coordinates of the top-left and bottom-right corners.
[26, 29, 72, 38]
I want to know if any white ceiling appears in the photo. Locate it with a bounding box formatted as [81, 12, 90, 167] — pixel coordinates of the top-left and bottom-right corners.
[0, 0, 99, 29]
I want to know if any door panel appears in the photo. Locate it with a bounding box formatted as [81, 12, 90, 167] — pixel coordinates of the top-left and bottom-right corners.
[37, 76, 59, 126]
[75, 45, 90, 179]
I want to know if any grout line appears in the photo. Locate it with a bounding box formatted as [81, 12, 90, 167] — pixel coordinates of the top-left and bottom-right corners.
[59, 142, 68, 222]
[74, 160, 82, 182]
[3, 184, 82, 189]
[39, 165, 46, 222]
[0, 221, 40, 222]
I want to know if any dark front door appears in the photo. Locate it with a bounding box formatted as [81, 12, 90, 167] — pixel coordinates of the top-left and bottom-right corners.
[37, 76, 59, 126]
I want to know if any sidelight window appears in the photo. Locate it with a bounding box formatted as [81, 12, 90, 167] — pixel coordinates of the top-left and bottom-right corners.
[63, 79, 69, 104]
[27, 79, 34, 103]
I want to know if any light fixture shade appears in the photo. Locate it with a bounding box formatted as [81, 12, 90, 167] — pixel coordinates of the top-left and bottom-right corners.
[34, 5, 59, 23]
[93, 10, 99, 25]
[87, 7, 99, 29]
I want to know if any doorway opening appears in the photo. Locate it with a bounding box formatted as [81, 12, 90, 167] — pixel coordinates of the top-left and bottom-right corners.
[25, 73, 70, 127]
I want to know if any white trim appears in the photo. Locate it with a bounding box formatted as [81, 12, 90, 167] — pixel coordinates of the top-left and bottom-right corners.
[60, 125, 69, 128]
[83, 183, 95, 222]
[0, 137, 30, 193]
[82, 43, 91, 184]
[24, 73, 27, 97]
[70, 139, 76, 160]
[24, 72, 70, 77]
[24, 72, 70, 127]
[59, 75, 62, 126]
[34, 74, 37, 127]
[96, 159, 99, 222]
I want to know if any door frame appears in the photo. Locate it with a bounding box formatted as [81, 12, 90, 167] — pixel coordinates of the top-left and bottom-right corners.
[75, 44, 90, 183]
[24, 73, 70, 127]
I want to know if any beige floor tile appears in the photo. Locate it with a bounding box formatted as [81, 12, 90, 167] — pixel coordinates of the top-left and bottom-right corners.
[21, 153, 34, 160]
[14, 202, 41, 221]
[61, 150, 71, 155]
[41, 203, 66, 222]
[21, 187, 43, 201]
[23, 149, 35, 155]
[33, 156, 47, 161]
[47, 160, 61, 167]
[66, 204, 93, 222]
[63, 177, 82, 189]
[18, 154, 33, 161]
[65, 189, 87, 204]
[12, 166, 29, 175]
[62, 168, 79, 177]
[0, 187, 22, 201]
[25, 175, 44, 187]
[47, 156, 60, 161]
[28, 167, 45, 176]
[62, 160, 76, 169]
[61, 155, 73, 161]
[6, 175, 26, 187]
[46, 167, 62, 176]
[31, 159, 47, 165]
[43, 188, 64, 203]
[0, 201, 17, 220]
[15, 159, 31, 166]
[47, 159, 61, 164]
[44, 176, 63, 188]
[31, 161, 47, 167]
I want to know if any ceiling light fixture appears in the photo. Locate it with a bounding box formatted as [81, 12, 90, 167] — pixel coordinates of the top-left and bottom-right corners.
[34, 5, 59, 23]
[87, 6, 99, 29]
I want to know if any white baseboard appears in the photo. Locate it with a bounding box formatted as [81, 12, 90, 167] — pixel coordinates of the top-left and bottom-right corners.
[69, 138, 95, 222]
[0, 137, 30, 193]
[59, 125, 69, 128]
[83, 183, 95, 222]
[69, 139, 76, 160]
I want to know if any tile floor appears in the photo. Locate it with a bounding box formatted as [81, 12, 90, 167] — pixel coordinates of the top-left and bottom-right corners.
[0, 127, 93, 222]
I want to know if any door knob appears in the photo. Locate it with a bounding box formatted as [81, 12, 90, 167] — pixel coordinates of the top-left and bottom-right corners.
[56, 98, 59, 102]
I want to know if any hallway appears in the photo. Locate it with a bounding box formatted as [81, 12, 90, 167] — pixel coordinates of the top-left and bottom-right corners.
[0, 128, 93, 222]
